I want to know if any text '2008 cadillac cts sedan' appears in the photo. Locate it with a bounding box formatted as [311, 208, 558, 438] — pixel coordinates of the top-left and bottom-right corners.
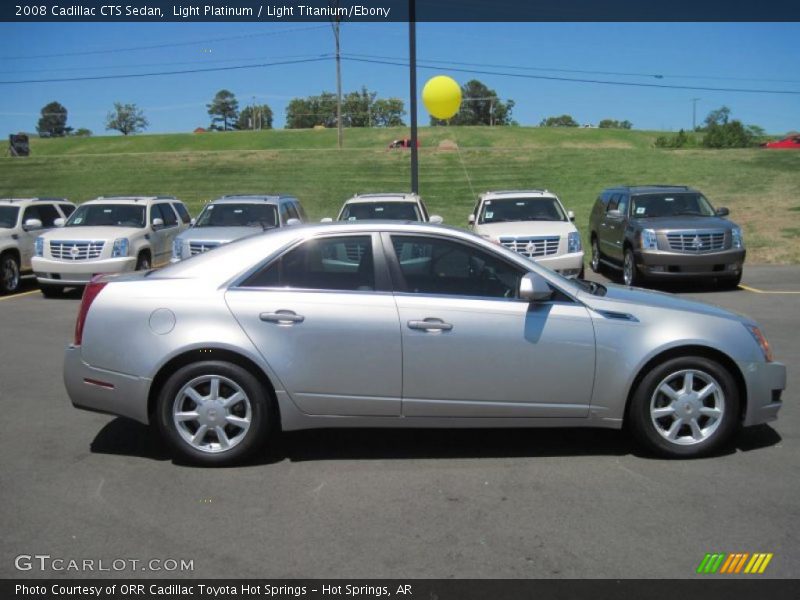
[64, 222, 785, 465]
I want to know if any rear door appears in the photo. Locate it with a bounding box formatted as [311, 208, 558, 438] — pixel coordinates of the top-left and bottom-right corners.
[225, 233, 403, 416]
[600, 193, 625, 263]
[150, 203, 180, 265]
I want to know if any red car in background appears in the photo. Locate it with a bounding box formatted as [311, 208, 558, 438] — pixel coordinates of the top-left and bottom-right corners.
[763, 134, 800, 149]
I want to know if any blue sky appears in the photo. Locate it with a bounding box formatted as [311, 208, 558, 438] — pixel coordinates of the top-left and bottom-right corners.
[1, 22, 798, 135]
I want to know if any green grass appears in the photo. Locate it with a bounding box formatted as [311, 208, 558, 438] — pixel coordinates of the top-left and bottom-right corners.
[3, 126, 799, 263]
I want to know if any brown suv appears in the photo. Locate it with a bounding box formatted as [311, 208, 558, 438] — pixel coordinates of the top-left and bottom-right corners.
[588, 185, 745, 289]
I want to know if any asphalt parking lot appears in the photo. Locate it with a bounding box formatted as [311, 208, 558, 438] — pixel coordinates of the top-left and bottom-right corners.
[1, 266, 797, 579]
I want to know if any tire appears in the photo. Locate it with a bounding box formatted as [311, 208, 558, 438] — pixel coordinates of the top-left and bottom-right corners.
[0, 252, 20, 295]
[622, 247, 643, 287]
[156, 360, 273, 466]
[627, 356, 740, 458]
[590, 236, 602, 273]
[135, 252, 151, 271]
[718, 273, 742, 290]
[39, 283, 64, 298]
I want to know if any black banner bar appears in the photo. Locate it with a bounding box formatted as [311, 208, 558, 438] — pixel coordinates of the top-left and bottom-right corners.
[3, 0, 800, 23]
[4, 579, 800, 600]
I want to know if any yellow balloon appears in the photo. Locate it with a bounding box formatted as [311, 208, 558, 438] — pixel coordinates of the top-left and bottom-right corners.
[422, 76, 461, 120]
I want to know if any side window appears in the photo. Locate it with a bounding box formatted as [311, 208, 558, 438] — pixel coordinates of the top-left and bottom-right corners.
[154, 203, 178, 227]
[284, 202, 299, 221]
[172, 202, 191, 224]
[293, 201, 308, 222]
[24, 204, 60, 227]
[278, 203, 290, 225]
[59, 204, 76, 218]
[607, 194, 620, 212]
[617, 194, 629, 218]
[390, 235, 523, 299]
[418, 200, 430, 221]
[242, 236, 375, 292]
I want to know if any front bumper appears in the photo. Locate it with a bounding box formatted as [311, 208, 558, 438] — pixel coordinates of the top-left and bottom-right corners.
[32, 256, 137, 285]
[634, 248, 745, 279]
[739, 360, 786, 427]
[534, 251, 585, 278]
[64, 345, 151, 424]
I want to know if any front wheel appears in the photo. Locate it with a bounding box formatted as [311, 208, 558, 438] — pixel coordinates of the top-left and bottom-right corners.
[157, 360, 273, 466]
[39, 283, 64, 298]
[0, 252, 20, 294]
[622, 248, 643, 287]
[627, 356, 740, 458]
[590, 237, 602, 273]
[718, 273, 742, 290]
[135, 252, 151, 271]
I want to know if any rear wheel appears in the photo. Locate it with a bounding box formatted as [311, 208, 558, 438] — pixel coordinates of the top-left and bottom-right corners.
[157, 360, 273, 466]
[0, 252, 20, 294]
[628, 356, 740, 458]
[39, 283, 64, 298]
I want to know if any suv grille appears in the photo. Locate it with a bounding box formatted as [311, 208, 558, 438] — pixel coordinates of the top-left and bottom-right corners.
[189, 241, 220, 256]
[666, 231, 726, 253]
[50, 240, 105, 260]
[498, 236, 560, 258]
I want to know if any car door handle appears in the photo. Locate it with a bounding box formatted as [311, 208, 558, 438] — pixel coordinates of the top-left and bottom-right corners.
[408, 318, 453, 332]
[260, 310, 305, 324]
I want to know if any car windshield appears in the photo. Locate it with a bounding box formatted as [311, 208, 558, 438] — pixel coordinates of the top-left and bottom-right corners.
[340, 201, 422, 221]
[0, 206, 19, 228]
[630, 193, 716, 218]
[195, 203, 278, 229]
[66, 204, 146, 228]
[479, 197, 566, 224]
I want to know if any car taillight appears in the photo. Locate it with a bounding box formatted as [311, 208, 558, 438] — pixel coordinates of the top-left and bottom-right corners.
[74, 277, 108, 346]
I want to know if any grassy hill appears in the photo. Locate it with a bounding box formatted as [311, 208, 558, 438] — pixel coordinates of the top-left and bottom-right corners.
[3, 126, 799, 263]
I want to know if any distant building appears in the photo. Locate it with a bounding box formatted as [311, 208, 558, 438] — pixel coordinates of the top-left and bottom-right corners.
[193, 127, 207, 134]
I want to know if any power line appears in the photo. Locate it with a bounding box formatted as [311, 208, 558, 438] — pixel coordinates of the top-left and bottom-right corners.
[342, 56, 800, 96]
[0, 25, 330, 60]
[0, 57, 331, 85]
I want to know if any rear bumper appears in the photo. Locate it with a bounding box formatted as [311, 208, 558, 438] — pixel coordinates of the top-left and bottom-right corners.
[739, 360, 786, 427]
[33, 256, 137, 285]
[635, 248, 745, 279]
[64, 345, 151, 424]
[534, 251, 585, 278]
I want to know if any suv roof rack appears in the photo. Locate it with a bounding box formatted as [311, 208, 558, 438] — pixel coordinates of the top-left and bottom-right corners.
[1, 197, 67, 203]
[482, 189, 551, 196]
[627, 184, 691, 190]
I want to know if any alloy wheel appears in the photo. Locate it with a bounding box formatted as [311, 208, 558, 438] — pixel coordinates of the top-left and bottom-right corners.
[590, 239, 600, 272]
[649, 369, 724, 446]
[2, 256, 20, 293]
[623, 251, 634, 286]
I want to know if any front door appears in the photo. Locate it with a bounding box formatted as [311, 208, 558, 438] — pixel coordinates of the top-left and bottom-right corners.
[386, 234, 595, 418]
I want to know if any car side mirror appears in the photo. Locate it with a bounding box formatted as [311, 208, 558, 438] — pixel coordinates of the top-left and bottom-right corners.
[606, 209, 622, 219]
[320, 217, 333, 223]
[53, 218, 65, 227]
[286, 218, 301, 226]
[429, 215, 443, 225]
[519, 273, 553, 302]
[715, 207, 730, 217]
[23, 218, 43, 231]
[468, 214, 475, 225]
[152, 217, 164, 229]
[567, 210, 575, 222]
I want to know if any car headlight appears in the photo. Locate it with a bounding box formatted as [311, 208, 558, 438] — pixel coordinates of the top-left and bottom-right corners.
[172, 238, 182, 260]
[641, 228, 658, 250]
[35, 237, 44, 257]
[568, 231, 582, 253]
[745, 324, 773, 362]
[732, 227, 744, 249]
[111, 238, 129, 258]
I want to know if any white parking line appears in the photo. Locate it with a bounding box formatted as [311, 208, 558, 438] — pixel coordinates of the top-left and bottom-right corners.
[739, 284, 800, 295]
[0, 290, 39, 301]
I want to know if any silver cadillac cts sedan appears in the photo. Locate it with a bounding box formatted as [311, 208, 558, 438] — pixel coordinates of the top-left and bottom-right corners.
[64, 222, 785, 465]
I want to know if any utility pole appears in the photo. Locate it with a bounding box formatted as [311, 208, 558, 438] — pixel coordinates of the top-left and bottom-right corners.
[331, 10, 343, 149]
[252, 96, 256, 131]
[691, 98, 701, 131]
[408, 0, 419, 194]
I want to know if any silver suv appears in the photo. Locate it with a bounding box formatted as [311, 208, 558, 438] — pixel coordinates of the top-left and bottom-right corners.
[0, 197, 76, 294]
[33, 195, 190, 296]
[171, 195, 306, 262]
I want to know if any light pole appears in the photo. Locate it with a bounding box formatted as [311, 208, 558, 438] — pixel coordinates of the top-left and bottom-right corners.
[330, 6, 343, 149]
[408, 0, 418, 193]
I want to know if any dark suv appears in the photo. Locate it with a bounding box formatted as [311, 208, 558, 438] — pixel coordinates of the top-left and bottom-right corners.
[589, 185, 745, 288]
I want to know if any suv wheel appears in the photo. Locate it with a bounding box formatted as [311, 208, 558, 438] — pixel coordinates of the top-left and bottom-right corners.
[590, 237, 602, 273]
[0, 252, 20, 294]
[628, 356, 740, 458]
[157, 361, 273, 466]
[622, 248, 642, 286]
[135, 253, 151, 271]
[718, 273, 742, 290]
[39, 283, 63, 298]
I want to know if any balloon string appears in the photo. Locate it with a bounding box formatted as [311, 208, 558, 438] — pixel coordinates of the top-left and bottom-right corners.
[451, 129, 476, 198]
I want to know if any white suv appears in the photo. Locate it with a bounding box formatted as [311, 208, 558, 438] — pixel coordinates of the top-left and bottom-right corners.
[469, 190, 584, 278]
[32, 195, 190, 296]
[0, 198, 76, 294]
[334, 193, 443, 223]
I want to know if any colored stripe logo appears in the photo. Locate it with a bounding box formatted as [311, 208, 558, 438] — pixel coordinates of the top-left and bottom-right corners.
[697, 553, 773, 574]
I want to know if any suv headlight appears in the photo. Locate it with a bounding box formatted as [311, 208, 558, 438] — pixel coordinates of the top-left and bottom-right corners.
[641, 228, 658, 250]
[35, 237, 44, 257]
[111, 238, 129, 258]
[732, 227, 744, 249]
[745, 324, 773, 362]
[172, 238, 182, 260]
[568, 231, 582, 253]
